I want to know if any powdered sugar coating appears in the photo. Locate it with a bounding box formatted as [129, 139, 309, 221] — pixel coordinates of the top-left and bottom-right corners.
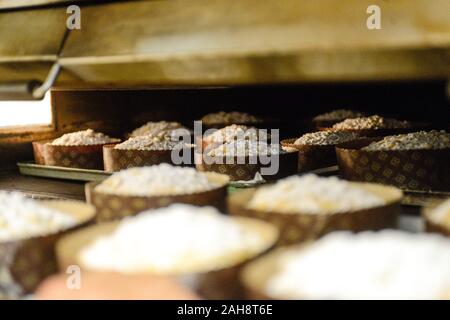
[332, 115, 410, 130]
[294, 131, 359, 145]
[115, 134, 190, 151]
[202, 111, 261, 125]
[265, 231, 450, 299]
[363, 131, 450, 151]
[0, 192, 77, 241]
[79, 204, 271, 273]
[247, 175, 386, 214]
[203, 124, 263, 144]
[95, 164, 223, 196]
[208, 140, 280, 157]
[130, 121, 185, 138]
[51, 129, 119, 146]
[313, 109, 365, 122]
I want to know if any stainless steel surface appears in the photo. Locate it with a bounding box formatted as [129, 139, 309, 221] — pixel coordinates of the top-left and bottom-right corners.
[17, 161, 110, 182]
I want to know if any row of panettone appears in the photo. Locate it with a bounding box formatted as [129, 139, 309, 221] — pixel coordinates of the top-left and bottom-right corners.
[32, 110, 449, 192]
[1, 162, 450, 299]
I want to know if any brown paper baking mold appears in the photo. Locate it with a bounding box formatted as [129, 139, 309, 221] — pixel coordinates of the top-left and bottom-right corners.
[43, 143, 119, 170]
[281, 138, 337, 171]
[228, 185, 402, 246]
[103, 144, 195, 172]
[0, 200, 95, 299]
[85, 172, 230, 222]
[56, 216, 278, 299]
[336, 138, 450, 192]
[32, 140, 53, 165]
[195, 150, 298, 182]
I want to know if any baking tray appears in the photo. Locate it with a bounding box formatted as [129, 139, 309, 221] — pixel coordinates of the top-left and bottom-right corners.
[17, 161, 111, 182]
[17, 161, 262, 188]
[17, 161, 266, 193]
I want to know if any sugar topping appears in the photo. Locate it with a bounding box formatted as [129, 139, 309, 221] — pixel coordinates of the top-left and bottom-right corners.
[294, 131, 359, 145]
[130, 121, 185, 138]
[265, 231, 450, 299]
[332, 115, 411, 130]
[362, 131, 450, 151]
[203, 124, 263, 144]
[51, 129, 119, 146]
[247, 175, 386, 214]
[114, 134, 191, 151]
[207, 140, 280, 157]
[0, 192, 77, 241]
[202, 111, 262, 125]
[95, 164, 223, 196]
[427, 199, 450, 228]
[313, 109, 365, 122]
[79, 204, 271, 273]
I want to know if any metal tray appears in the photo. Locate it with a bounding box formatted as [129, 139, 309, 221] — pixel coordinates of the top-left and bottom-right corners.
[17, 161, 111, 182]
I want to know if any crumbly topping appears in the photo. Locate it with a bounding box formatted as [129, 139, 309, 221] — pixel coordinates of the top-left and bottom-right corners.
[313, 109, 366, 122]
[362, 131, 450, 151]
[202, 111, 262, 125]
[0, 192, 77, 241]
[115, 134, 190, 151]
[294, 131, 359, 146]
[130, 121, 185, 138]
[79, 204, 270, 273]
[332, 115, 411, 130]
[51, 129, 119, 146]
[265, 231, 450, 299]
[247, 175, 386, 214]
[427, 199, 450, 228]
[95, 164, 222, 196]
[203, 124, 264, 144]
[207, 140, 280, 157]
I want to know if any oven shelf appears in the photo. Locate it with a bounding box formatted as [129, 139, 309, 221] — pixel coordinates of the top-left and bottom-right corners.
[0, 170, 86, 200]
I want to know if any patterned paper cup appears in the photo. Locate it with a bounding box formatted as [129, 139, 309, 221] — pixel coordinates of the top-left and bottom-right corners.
[196, 151, 298, 182]
[103, 144, 195, 172]
[201, 119, 279, 132]
[32, 140, 53, 165]
[228, 184, 403, 246]
[0, 200, 95, 299]
[43, 142, 120, 170]
[85, 172, 230, 222]
[281, 138, 338, 171]
[336, 139, 450, 192]
[56, 216, 278, 299]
